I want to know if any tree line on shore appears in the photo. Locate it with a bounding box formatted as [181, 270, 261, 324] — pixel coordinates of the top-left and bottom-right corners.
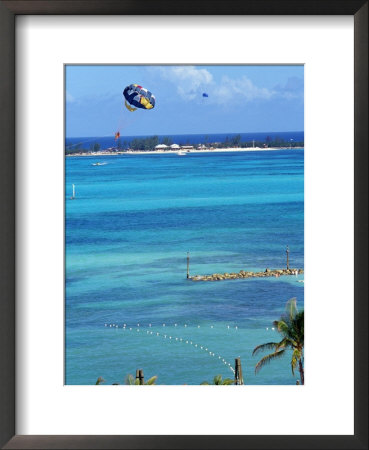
[65, 134, 304, 154]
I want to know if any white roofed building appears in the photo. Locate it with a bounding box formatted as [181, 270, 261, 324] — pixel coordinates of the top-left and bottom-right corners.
[155, 144, 168, 150]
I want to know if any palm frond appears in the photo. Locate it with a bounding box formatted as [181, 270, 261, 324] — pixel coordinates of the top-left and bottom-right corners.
[95, 376, 105, 385]
[200, 381, 210, 385]
[252, 342, 280, 356]
[255, 349, 286, 374]
[222, 378, 235, 385]
[146, 376, 158, 385]
[291, 348, 301, 375]
[213, 374, 223, 385]
[124, 374, 135, 385]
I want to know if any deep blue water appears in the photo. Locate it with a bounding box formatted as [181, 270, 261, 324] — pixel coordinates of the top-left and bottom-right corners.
[65, 149, 304, 385]
[66, 131, 304, 150]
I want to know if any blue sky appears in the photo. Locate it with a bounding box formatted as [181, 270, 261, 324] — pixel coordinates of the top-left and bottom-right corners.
[66, 65, 304, 137]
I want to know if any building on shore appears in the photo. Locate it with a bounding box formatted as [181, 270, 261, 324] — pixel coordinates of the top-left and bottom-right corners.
[155, 144, 169, 151]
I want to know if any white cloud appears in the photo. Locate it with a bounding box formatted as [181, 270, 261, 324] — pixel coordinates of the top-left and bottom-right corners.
[216, 76, 274, 104]
[153, 66, 302, 105]
[158, 66, 213, 100]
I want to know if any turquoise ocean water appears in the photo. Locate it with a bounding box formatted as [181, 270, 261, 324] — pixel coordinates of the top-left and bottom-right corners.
[65, 149, 304, 385]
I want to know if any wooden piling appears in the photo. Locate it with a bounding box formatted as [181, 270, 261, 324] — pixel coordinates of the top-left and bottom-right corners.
[138, 369, 144, 385]
[234, 357, 244, 385]
[286, 245, 290, 270]
[187, 252, 190, 279]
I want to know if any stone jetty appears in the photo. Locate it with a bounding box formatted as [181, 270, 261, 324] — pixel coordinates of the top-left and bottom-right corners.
[190, 268, 304, 282]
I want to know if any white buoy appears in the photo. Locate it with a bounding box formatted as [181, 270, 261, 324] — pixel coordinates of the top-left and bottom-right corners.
[104, 324, 107, 327]
[174, 324, 177, 327]
[272, 327, 275, 331]
[163, 324, 165, 327]
[266, 327, 269, 330]
[227, 325, 230, 329]
[149, 324, 151, 327]
[211, 325, 213, 328]
[184, 324, 187, 327]
[197, 325, 200, 328]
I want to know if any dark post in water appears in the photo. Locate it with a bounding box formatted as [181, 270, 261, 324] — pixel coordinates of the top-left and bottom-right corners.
[187, 252, 190, 279]
[286, 245, 290, 270]
[136, 369, 144, 385]
[235, 357, 244, 385]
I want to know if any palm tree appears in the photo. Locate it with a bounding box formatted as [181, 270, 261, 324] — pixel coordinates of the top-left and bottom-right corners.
[253, 298, 304, 384]
[201, 374, 234, 385]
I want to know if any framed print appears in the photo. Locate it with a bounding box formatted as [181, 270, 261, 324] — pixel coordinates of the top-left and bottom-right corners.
[0, 1, 367, 449]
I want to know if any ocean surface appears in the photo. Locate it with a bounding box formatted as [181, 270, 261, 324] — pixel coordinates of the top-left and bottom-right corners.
[65, 149, 304, 385]
[65, 131, 304, 150]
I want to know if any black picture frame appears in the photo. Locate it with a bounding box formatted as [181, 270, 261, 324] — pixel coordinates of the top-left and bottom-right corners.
[0, 1, 367, 449]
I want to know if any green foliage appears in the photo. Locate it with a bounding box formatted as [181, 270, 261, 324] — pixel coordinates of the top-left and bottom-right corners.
[130, 136, 159, 151]
[253, 298, 304, 384]
[96, 372, 158, 385]
[89, 142, 101, 152]
[124, 374, 158, 385]
[161, 136, 173, 146]
[95, 376, 105, 385]
[201, 374, 234, 385]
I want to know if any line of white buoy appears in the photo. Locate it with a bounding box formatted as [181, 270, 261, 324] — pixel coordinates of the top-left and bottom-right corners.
[104, 322, 239, 330]
[104, 322, 235, 374]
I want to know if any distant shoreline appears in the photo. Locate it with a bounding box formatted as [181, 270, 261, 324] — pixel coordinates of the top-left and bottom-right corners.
[66, 147, 304, 157]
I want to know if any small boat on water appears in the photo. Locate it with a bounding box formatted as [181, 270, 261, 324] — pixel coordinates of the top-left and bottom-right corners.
[92, 162, 107, 166]
[177, 151, 186, 156]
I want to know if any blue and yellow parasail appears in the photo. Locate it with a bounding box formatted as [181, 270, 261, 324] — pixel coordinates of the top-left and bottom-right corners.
[123, 84, 156, 112]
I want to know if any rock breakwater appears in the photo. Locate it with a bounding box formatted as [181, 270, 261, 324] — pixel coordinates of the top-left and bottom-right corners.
[190, 268, 304, 282]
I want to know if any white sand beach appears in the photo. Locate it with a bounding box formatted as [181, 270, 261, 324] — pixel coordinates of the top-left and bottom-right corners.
[66, 147, 304, 157]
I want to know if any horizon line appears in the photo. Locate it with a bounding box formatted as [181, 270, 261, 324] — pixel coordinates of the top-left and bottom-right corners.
[66, 130, 304, 139]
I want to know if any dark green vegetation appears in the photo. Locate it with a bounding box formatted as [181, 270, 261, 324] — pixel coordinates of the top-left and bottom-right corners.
[95, 374, 158, 385]
[253, 298, 304, 385]
[201, 375, 234, 385]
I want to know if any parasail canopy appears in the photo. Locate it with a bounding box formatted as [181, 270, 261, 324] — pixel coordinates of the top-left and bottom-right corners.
[202, 93, 209, 98]
[123, 84, 156, 112]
